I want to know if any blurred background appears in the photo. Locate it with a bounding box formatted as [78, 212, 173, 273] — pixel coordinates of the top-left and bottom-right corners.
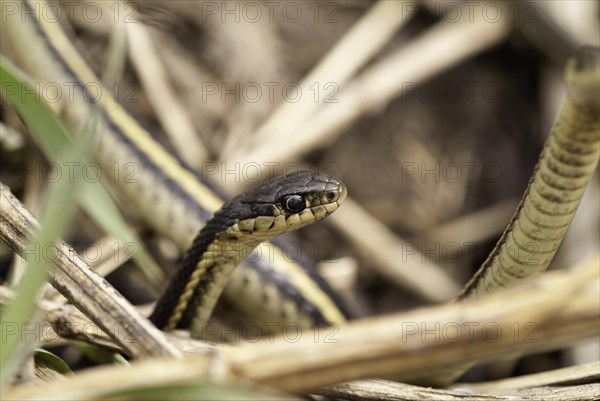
[1, 0, 599, 382]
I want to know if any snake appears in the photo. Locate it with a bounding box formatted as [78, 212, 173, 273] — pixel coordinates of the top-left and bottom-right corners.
[1, 0, 350, 333]
[149, 171, 347, 335]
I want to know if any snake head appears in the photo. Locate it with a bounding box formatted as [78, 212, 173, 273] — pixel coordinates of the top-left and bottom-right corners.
[226, 170, 347, 240]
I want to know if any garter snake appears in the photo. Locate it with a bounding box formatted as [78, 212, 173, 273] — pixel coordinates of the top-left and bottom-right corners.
[4, 0, 598, 385]
[1, 0, 350, 331]
[149, 170, 347, 335]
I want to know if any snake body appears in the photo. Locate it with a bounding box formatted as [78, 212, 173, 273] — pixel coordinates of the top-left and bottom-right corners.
[420, 46, 600, 386]
[459, 47, 600, 299]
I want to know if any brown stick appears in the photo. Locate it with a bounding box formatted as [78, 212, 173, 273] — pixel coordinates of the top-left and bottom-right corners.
[0, 183, 180, 359]
[4, 256, 597, 399]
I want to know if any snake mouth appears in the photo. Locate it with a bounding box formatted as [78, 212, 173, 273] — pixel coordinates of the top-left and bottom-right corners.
[337, 184, 348, 204]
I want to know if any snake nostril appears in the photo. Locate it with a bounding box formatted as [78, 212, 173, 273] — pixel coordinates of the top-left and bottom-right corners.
[325, 191, 337, 202]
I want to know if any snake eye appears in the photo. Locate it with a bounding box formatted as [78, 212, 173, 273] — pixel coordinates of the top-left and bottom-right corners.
[283, 195, 306, 213]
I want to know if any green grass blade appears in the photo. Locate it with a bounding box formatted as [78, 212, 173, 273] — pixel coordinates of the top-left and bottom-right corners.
[0, 56, 161, 284]
[101, 382, 293, 401]
[0, 50, 159, 384]
[34, 348, 73, 375]
[0, 131, 80, 386]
